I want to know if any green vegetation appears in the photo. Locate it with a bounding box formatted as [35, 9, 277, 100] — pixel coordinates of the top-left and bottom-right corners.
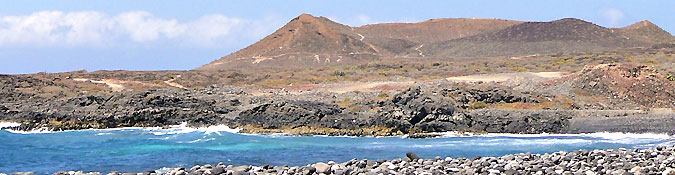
[666, 74, 675, 81]
[469, 101, 488, 109]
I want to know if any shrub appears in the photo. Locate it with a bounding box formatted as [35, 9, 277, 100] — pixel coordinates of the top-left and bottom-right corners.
[666, 74, 675, 81]
[376, 92, 389, 100]
[332, 70, 346, 77]
[514, 67, 530, 72]
[470, 101, 488, 109]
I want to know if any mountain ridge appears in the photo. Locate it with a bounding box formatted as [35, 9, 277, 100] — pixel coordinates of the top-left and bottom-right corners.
[423, 18, 653, 58]
[196, 14, 383, 71]
[196, 14, 673, 71]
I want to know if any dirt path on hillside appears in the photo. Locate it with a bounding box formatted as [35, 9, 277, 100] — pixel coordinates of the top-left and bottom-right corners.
[164, 75, 187, 89]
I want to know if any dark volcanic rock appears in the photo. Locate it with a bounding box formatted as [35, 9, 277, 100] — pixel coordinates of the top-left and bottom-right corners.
[375, 86, 457, 133]
[236, 100, 344, 129]
[462, 109, 572, 134]
[369, 86, 571, 134]
[442, 85, 537, 109]
[0, 86, 248, 131]
[406, 152, 421, 160]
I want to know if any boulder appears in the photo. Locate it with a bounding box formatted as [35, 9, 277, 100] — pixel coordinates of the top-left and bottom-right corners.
[406, 152, 421, 160]
[313, 162, 331, 173]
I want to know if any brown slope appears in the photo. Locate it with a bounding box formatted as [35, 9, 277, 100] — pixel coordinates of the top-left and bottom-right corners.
[354, 18, 523, 43]
[425, 18, 651, 58]
[615, 20, 674, 44]
[196, 14, 385, 71]
[555, 64, 675, 109]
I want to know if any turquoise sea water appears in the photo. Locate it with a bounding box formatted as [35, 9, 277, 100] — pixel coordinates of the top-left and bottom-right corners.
[1, 126, 674, 174]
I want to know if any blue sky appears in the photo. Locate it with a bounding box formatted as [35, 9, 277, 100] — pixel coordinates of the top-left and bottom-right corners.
[1, 0, 673, 74]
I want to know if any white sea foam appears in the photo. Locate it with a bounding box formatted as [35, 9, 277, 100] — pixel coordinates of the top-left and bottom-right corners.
[3, 121, 672, 145]
[0, 122, 21, 129]
[4, 122, 240, 135]
[5, 127, 53, 134]
[185, 138, 215, 143]
[148, 122, 241, 135]
[480, 132, 672, 139]
[431, 132, 674, 145]
[5, 126, 159, 134]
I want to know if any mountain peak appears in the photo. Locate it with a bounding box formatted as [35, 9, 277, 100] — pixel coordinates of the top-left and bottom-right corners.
[554, 18, 585, 22]
[295, 13, 317, 20]
[617, 20, 673, 44]
[292, 13, 322, 24]
[623, 20, 658, 30]
[195, 13, 378, 71]
[551, 18, 592, 24]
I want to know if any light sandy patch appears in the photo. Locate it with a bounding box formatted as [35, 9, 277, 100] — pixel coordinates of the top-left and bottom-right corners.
[251, 53, 288, 64]
[252, 56, 273, 64]
[73, 78, 125, 91]
[164, 75, 187, 89]
[286, 81, 415, 94]
[328, 81, 414, 93]
[532, 72, 564, 78]
[649, 108, 674, 114]
[446, 72, 565, 83]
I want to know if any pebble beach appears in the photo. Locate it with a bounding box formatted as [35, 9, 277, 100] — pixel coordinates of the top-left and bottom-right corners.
[6, 146, 675, 175]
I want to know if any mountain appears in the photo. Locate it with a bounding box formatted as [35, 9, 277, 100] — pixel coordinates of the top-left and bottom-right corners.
[352, 18, 523, 57]
[196, 14, 526, 71]
[196, 14, 384, 71]
[354, 18, 523, 43]
[424, 18, 656, 58]
[615, 20, 674, 44]
[197, 14, 673, 71]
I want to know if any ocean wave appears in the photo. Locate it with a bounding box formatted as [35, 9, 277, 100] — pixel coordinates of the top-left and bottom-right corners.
[185, 138, 216, 143]
[149, 122, 240, 136]
[5, 127, 53, 134]
[437, 132, 674, 145]
[5, 125, 160, 134]
[478, 132, 672, 145]
[0, 122, 21, 129]
[3, 122, 241, 135]
[3, 122, 672, 145]
[480, 132, 672, 139]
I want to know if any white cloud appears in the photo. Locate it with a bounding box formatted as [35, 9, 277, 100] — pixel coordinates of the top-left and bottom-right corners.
[115, 11, 185, 42]
[357, 14, 373, 26]
[0, 11, 110, 46]
[182, 14, 243, 46]
[0, 11, 272, 48]
[601, 8, 625, 26]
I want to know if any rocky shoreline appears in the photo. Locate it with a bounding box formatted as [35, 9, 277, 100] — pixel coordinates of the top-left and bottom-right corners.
[2, 83, 674, 136]
[4, 146, 675, 175]
[1, 64, 673, 136]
